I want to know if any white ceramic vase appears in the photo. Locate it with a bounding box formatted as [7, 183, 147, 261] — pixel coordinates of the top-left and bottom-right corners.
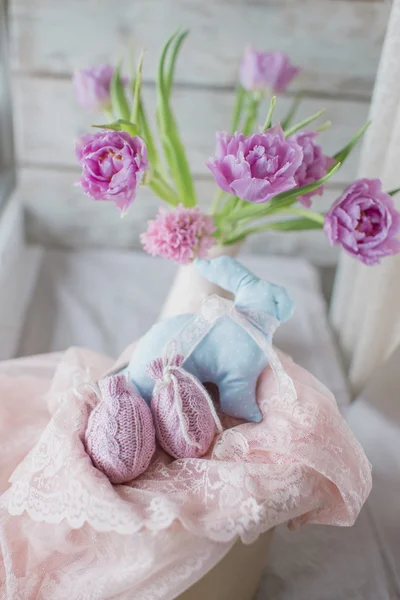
[159, 242, 276, 598]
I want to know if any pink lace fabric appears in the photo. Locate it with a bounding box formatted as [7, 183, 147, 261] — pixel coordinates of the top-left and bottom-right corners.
[147, 344, 222, 459]
[0, 299, 372, 599]
[84, 374, 156, 483]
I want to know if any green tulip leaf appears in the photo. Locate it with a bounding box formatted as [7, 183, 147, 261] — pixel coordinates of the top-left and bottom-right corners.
[110, 63, 130, 121]
[270, 160, 341, 203]
[284, 108, 326, 137]
[262, 96, 276, 131]
[131, 51, 144, 126]
[333, 121, 371, 164]
[92, 119, 138, 137]
[315, 120, 332, 133]
[92, 121, 122, 131]
[138, 100, 159, 167]
[231, 85, 246, 133]
[261, 217, 323, 231]
[281, 92, 304, 130]
[128, 46, 160, 168]
[166, 30, 189, 96]
[156, 31, 197, 206]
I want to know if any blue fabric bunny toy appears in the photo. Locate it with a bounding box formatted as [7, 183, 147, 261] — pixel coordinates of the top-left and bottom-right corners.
[128, 256, 294, 422]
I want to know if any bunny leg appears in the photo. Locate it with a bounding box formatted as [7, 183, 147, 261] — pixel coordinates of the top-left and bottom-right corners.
[218, 376, 262, 422]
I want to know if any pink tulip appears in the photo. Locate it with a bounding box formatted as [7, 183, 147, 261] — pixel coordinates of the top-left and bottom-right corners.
[239, 47, 300, 94]
[324, 178, 400, 265]
[75, 130, 148, 213]
[206, 126, 303, 204]
[73, 64, 118, 112]
[291, 131, 335, 207]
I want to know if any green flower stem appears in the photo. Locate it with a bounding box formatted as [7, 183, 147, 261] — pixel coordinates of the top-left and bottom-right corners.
[217, 196, 293, 240]
[211, 189, 226, 215]
[231, 85, 246, 133]
[216, 194, 244, 226]
[148, 170, 179, 206]
[242, 91, 263, 135]
[262, 96, 276, 131]
[223, 217, 323, 245]
[216, 194, 296, 227]
[278, 207, 325, 224]
[214, 196, 251, 244]
[226, 206, 325, 233]
[281, 92, 304, 130]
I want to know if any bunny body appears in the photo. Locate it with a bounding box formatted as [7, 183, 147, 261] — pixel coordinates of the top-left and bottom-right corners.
[128, 257, 294, 422]
[129, 314, 267, 421]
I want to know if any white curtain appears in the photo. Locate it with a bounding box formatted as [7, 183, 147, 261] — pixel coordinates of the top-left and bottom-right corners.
[331, 0, 400, 394]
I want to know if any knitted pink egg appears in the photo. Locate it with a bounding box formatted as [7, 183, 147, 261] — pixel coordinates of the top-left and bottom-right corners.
[147, 352, 222, 460]
[84, 374, 156, 484]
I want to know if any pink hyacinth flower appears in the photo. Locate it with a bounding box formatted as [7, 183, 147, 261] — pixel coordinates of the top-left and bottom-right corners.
[141, 204, 216, 265]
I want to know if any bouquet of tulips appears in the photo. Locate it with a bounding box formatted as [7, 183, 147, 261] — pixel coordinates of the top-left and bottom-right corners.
[74, 31, 400, 266]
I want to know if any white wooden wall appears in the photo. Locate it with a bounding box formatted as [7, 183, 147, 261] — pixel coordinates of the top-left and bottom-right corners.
[9, 0, 391, 265]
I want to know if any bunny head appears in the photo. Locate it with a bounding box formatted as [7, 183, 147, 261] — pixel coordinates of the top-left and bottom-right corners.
[195, 256, 294, 322]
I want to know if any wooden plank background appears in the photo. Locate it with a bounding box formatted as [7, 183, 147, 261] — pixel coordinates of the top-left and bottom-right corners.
[9, 0, 391, 264]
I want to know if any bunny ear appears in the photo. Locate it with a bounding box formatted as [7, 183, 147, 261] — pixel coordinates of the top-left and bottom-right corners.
[271, 284, 295, 323]
[195, 256, 257, 296]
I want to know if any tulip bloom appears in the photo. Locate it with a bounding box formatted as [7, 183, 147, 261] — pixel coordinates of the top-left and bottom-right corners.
[75, 130, 148, 213]
[324, 178, 400, 265]
[206, 126, 303, 204]
[239, 47, 300, 94]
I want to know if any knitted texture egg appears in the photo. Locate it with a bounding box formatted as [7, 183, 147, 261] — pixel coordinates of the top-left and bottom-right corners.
[84, 374, 156, 484]
[147, 349, 222, 459]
